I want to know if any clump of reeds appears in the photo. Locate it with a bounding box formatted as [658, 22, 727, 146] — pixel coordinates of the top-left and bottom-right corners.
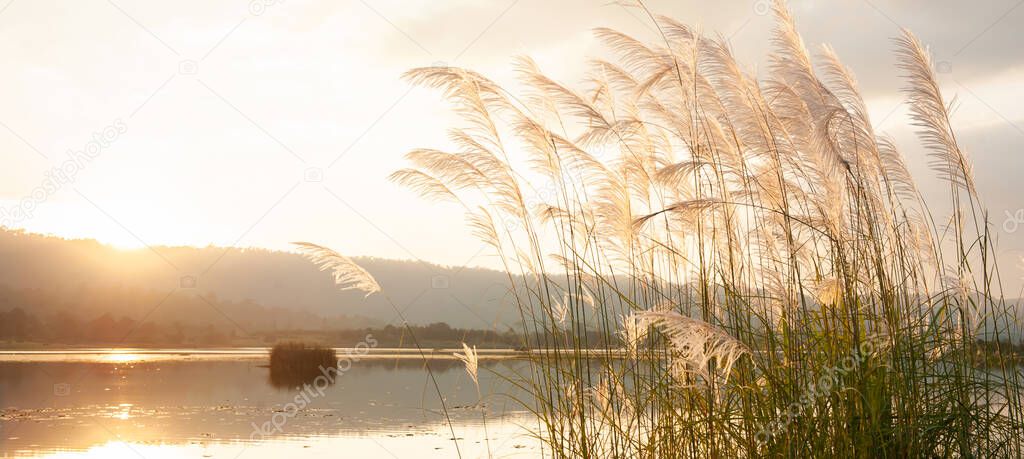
[268, 342, 337, 387]
[388, 0, 1024, 456]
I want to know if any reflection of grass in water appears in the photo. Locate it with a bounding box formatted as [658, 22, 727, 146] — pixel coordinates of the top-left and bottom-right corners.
[268, 342, 336, 389]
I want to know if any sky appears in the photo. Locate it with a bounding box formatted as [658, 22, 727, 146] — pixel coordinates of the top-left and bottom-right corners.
[0, 0, 1022, 290]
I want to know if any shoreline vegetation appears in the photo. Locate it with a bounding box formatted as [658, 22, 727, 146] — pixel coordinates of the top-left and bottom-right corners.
[352, 0, 1024, 456]
[0, 313, 524, 348]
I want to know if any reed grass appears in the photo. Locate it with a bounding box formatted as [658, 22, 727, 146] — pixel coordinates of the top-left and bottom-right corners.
[388, 1, 1024, 456]
[268, 342, 337, 387]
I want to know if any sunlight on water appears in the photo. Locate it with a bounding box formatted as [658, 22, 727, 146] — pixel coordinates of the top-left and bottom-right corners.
[1, 350, 542, 458]
[12, 421, 540, 458]
[114, 404, 133, 420]
[101, 353, 143, 363]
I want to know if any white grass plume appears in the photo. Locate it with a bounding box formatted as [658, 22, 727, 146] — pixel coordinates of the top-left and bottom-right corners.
[292, 242, 382, 297]
[894, 29, 976, 194]
[814, 277, 843, 306]
[633, 310, 749, 385]
[454, 342, 480, 388]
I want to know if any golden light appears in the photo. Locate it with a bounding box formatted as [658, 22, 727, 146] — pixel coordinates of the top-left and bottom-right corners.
[102, 238, 148, 250]
[115, 403, 133, 420]
[102, 352, 143, 363]
[35, 441, 195, 459]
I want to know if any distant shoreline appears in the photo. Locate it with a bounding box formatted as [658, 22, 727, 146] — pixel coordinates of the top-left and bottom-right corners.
[0, 347, 644, 363]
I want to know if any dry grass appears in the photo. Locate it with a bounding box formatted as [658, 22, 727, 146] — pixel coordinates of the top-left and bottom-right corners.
[386, 0, 1024, 456]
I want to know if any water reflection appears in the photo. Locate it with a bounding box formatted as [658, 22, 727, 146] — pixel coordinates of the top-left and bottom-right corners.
[265, 355, 486, 390]
[0, 351, 539, 458]
[13, 419, 540, 458]
[100, 353, 144, 364]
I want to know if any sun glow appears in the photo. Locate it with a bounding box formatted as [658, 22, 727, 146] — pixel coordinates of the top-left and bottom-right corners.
[112, 403, 133, 420]
[9, 200, 200, 252]
[100, 237, 148, 250]
[102, 352, 143, 363]
[34, 441, 202, 459]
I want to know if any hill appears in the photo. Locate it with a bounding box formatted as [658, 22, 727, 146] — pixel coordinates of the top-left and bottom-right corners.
[0, 229, 518, 330]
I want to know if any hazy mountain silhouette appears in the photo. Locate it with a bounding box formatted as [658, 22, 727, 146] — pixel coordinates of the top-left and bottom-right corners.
[4, 229, 1019, 341]
[0, 229, 518, 329]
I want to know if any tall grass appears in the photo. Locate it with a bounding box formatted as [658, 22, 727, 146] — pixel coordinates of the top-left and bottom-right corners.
[389, 1, 1024, 456]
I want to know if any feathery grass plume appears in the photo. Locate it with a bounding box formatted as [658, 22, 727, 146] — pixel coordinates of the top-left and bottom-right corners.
[454, 342, 479, 388]
[894, 30, 976, 194]
[393, 0, 1024, 455]
[292, 242, 381, 297]
[814, 277, 844, 306]
[388, 168, 460, 203]
[633, 310, 749, 385]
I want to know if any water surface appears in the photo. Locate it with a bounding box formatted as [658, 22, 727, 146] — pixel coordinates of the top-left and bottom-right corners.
[0, 349, 541, 458]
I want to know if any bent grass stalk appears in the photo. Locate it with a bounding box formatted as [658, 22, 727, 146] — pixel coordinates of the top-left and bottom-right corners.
[292, 242, 464, 458]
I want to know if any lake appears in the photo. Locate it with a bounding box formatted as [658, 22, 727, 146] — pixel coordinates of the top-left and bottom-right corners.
[0, 349, 542, 458]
